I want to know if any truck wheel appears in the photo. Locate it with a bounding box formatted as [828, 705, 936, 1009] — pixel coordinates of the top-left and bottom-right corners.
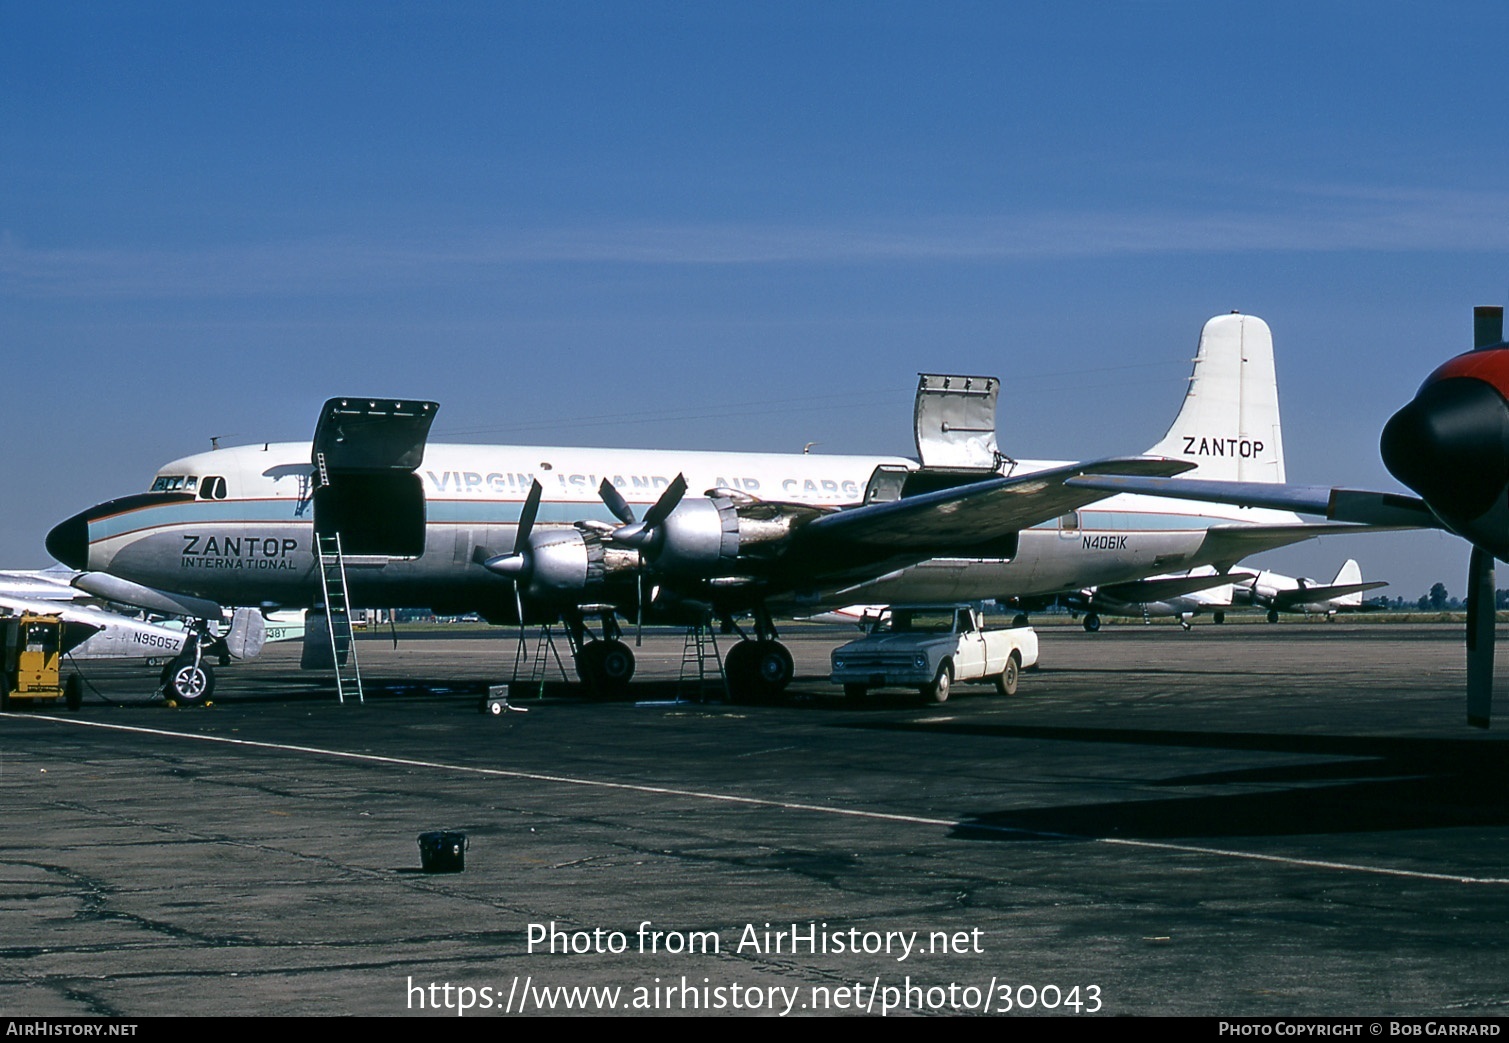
[843, 684, 867, 699]
[923, 662, 952, 704]
[995, 653, 1020, 696]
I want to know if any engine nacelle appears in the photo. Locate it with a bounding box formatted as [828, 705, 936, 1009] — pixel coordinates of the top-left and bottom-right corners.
[519, 527, 605, 600]
[647, 496, 741, 576]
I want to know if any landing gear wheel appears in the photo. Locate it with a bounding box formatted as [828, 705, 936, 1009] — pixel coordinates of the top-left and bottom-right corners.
[576, 639, 635, 699]
[994, 654, 1020, 696]
[725, 640, 793, 703]
[922, 662, 952, 704]
[1213, 610, 1226, 625]
[162, 656, 214, 704]
[1267, 609, 1279, 624]
[1083, 613, 1101, 633]
[65, 674, 82, 711]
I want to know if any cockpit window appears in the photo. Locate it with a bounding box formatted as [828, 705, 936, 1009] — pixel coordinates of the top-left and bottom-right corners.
[198, 476, 227, 500]
[150, 475, 197, 492]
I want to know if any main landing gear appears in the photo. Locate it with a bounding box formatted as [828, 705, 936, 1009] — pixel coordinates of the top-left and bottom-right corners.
[160, 625, 216, 705]
[558, 604, 796, 703]
[720, 606, 794, 703]
[564, 610, 636, 699]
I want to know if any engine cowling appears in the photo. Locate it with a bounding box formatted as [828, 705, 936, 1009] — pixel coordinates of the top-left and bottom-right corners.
[645, 495, 741, 576]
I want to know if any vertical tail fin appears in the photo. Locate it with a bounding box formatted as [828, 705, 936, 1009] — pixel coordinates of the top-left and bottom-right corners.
[1145, 313, 1287, 483]
[1331, 559, 1364, 607]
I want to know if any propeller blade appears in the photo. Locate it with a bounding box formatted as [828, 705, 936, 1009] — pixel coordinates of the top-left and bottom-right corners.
[1467, 545, 1496, 728]
[612, 474, 688, 548]
[641, 474, 688, 529]
[598, 479, 636, 525]
[635, 561, 644, 647]
[514, 480, 543, 553]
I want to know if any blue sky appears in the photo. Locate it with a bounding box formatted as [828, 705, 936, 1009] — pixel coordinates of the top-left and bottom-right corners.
[3, 1, 1507, 599]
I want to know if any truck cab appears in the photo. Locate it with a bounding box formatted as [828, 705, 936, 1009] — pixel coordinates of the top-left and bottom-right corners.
[829, 605, 1038, 703]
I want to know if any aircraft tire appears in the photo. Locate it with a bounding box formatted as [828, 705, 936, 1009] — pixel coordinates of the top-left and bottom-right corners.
[754, 640, 793, 695]
[723, 641, 756, 703]
[1213, 611, 1226, 624]
[994, 654, 1020, 696]
[923, 662, 952, 704]
[1083, 613, 1101, 633]
[576, 640, 634, 700]
[163, 657, 214, 704]
[65, 674, 82, 711]
[724, 640, 792, 703]
[1267, 609, 1280, 624]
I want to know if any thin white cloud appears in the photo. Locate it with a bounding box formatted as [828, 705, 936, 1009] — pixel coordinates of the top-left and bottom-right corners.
[3, 185, 1507, 299]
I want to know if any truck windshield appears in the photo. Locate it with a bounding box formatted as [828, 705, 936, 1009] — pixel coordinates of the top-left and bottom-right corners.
[871, 610, 958, 634]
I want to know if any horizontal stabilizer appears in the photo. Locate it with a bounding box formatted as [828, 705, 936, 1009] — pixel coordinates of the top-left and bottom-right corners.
[1065, 475, 1441, 529]
[1195, 522, 1400, 565]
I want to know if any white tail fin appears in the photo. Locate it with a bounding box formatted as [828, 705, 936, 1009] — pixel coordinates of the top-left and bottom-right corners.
[1146, 313, 1286, 483]
[1331, 559, 1364, 607]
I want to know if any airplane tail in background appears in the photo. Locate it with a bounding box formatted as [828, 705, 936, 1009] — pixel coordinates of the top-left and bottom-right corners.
[1145, 313, 1286, 484]
[1331, 559, 1364, 607]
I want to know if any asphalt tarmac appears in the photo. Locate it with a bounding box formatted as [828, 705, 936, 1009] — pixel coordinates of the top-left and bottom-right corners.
[3, 622, 1508, 1017]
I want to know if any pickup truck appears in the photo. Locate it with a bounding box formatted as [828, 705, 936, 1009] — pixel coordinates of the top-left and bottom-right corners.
[828, 605, 1039, 703]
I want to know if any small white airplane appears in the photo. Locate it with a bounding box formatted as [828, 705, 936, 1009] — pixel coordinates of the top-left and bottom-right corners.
[0, 570, 284, 704]
[1065, 565, 1252, 631]
[46, 313, 1392, 700]
[1236, 559, 1387, 622]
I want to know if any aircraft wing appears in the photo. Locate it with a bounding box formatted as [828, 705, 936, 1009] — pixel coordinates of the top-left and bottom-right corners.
[800, 457, 1196, 551]
[1269, 580, 1388, 610]
[1097, 570, 1256, 604]
[1063, 475, 1443, 529]
[759, 456, 1196, 590]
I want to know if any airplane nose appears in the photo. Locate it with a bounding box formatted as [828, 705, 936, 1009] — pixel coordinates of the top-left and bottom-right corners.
[46, 509, 91, 570]
[1381, 375, 1509, 528]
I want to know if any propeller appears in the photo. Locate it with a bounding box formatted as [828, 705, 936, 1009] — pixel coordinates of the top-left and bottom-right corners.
[597, 477, 688, 645]
[1467, 545, 1495, 728]
[480, 480, 544, 625]
[1380, 306, 1509, 727]
[610, 474, 688, 551]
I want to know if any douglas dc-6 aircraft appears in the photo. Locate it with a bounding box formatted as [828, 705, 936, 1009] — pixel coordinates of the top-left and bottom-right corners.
[1072, 305, 1509, 727]
[47, 314, 1385, 702]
